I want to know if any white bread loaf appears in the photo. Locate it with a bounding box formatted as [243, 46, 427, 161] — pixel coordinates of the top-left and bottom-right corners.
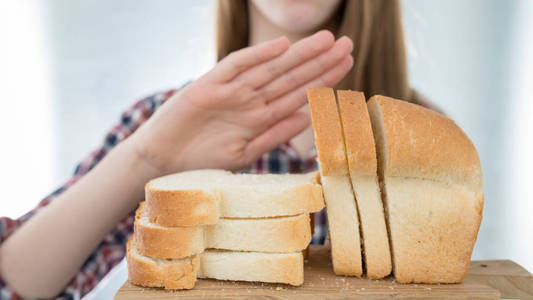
[367, 95, 483, 283]
[134, 202, 312, 258]
[336, 90, 392, 279]
[146, 170, 324, 227]
[307, 87, 363, 276]
[127, 237, 304, 288]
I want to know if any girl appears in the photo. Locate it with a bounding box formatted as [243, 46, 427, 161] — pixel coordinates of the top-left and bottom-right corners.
[0, 0, 431, 298]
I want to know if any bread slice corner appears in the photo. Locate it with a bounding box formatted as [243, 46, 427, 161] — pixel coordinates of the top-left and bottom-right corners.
[127, 236, 199, 290]
[145, 170, 228, 227]
[134, 202, 205, 259]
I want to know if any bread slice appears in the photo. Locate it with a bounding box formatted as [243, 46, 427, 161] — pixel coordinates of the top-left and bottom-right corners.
[127, 237, 304, 289]
[127, 237, 199, 290]
[146, 170, 324, 227]
[336, 90, 392, 279]
[197, 250, 304, 286]
[367, 95, 483, 283]
[134, 202, 312, 258]
[307, 87, 363, 276]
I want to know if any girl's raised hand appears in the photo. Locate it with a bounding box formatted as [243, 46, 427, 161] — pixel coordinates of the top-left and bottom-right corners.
[131, 30, 353, 175]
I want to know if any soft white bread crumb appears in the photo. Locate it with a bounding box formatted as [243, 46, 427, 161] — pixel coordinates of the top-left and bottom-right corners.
[198, 250, 304, 286]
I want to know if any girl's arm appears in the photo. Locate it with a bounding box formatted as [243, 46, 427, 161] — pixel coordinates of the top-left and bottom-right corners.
[0, 137, 159, 298]
[0, 31, 354, 298]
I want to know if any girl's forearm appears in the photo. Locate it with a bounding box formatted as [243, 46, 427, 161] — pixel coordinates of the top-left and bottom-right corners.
[0, 136, 163, 299]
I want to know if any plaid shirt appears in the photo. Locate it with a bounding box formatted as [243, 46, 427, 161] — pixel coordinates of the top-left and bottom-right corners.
[0, 88, 326, 299]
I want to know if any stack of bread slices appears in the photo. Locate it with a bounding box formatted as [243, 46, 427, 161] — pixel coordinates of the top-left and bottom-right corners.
[127, 170, 325, 289]
[308, 88, 483, 283]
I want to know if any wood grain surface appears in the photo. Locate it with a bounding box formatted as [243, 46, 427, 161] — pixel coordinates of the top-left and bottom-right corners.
[115, 246, 533, 299]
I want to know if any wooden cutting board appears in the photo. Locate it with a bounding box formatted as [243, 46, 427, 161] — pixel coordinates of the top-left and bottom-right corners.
[114, 246, 533, 299]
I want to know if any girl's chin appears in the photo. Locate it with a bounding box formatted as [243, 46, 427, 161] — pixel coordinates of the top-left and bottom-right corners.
[253, 0, 341, 35]
[272, 11, 328, 34]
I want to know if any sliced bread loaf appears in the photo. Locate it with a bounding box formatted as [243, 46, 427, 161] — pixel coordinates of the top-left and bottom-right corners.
[307, 87, 363, 276]
[337, 90, 392, 279]
[367, 95, 483, 283]
[134, 202, 312, 258]
[146, 170, 324, 227]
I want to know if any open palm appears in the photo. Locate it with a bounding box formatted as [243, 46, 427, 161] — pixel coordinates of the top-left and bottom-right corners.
[132, 30, 353, 173]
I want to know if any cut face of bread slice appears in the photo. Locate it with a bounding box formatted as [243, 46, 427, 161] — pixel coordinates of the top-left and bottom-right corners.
[134, 202, 312, 258]
[146, 170, 324, 227]
[205, 214, 311, 254]
[307, 87, 362, 276]
[367, 95, 483, 283]
[198, 250, 304, 286]
[336, 90, 392, 279]
[127, 237, 199, 290]
[127, 237, 304, 289]
[216, 172, 324, 218]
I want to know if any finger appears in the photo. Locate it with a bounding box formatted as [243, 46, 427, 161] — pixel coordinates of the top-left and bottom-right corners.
[207, 36, 290, 83]
[261, 36, 353, 103]
[235, 30, 335, 90]
[244, 111, 310, 162]
[265, 55, 354, 126]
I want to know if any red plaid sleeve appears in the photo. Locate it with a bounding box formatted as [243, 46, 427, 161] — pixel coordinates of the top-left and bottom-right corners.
[0, 89, 177, 300]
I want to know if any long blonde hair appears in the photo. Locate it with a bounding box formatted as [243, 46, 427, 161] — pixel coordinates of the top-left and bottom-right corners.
[216, 0, 414, 102]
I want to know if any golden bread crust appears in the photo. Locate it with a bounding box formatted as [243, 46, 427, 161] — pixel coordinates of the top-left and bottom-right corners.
[368, 95, 482, 192]
[337, 90, 377, 175]
[308, 87, 349, 176]
[126, 237, 199, 290]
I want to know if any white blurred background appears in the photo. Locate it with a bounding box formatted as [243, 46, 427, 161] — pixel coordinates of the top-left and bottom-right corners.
[0, 0, 531, 298]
